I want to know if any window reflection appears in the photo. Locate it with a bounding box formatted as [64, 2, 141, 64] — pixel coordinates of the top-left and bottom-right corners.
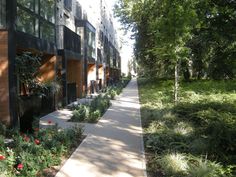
[40, 22, 55, 42]
[40, 0, 55, 23]
[16, 0, 55, 42]
[0, 0, 6, 28]
[18, 0, 35, 12]
[17, 8, 38, 37]
[87, 29, 96, 58]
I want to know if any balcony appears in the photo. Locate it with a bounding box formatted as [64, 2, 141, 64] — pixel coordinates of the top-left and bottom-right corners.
[64, 26, 81, 54]
[16, 31, 57, 54]
[75, 19, 96, 62]
[57, 25, 81, 59]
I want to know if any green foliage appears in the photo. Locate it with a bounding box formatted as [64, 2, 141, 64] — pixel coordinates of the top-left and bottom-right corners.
[0, 123, 6, 136]
[15, 52, 45, 95]
[107, 88, 117, 100]
[70, 78, 131, 123]
[70, 95, 110, 123]
[115, 0, 236, 80]
[90, 95, 110, 114]
[189, 0, 236, 79]
[71, 105, 90, 122]
[188, 157, 224, 177]
[158, 153, 188, 176]
[138, 78, 236, 177]
[89, 110, 101, 123]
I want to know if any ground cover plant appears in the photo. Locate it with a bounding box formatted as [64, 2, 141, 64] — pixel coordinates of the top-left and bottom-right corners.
[0, 122, 83, 177]
[138, 77, 236, 177]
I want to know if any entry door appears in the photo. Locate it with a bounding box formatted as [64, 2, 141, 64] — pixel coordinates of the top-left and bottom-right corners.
[67, 83, 77, 103]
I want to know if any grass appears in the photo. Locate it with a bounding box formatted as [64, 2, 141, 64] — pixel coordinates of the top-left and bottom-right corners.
[138, 77, 236, 177]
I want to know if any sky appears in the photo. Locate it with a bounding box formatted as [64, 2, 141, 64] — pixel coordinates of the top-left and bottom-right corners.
[106, 0, 135, 75]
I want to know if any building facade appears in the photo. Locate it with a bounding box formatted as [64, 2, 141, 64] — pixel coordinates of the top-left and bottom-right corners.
[0, 0, 121, 127]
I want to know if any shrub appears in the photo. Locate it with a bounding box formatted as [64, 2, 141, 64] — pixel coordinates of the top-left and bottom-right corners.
[108, 89, 117, 100]
[173, 102, 236, 161]
[0, 123, 6, 136]
[69, 78, 129, 123]
[88, 110, 101, 123]
[71, 105, 90, 122]
[90, 95, 110, 115]
[158, 153, 188, 176]
[187, 157, 224, 177]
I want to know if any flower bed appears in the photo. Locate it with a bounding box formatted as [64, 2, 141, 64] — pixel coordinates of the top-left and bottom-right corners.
[0, 122, 83, 176]
[69, 77, 131, 123]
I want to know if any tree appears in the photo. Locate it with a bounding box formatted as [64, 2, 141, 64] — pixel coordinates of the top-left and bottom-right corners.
[188, 0, 236, 79]
[115, 0, 236, 102]
[115, 0, 197, 102]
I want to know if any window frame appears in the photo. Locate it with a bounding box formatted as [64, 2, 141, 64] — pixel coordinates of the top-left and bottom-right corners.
[16, 0, 56, 43]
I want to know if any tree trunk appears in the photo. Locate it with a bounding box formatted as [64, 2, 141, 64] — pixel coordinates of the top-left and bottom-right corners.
[174, 61, 179, 104]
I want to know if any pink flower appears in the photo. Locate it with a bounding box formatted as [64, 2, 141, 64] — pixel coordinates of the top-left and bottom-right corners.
[23, 136, 30, 142]
[17, 163, 23, 170]
[34, 139, 40, 145]
[0, 155, 5, 160]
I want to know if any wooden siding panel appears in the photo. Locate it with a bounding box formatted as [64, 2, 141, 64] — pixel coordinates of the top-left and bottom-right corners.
[0, 31, 10, 125]
[87, 64, 96, 94]
[67, 60, 83, 98]
[98, 66, 104, 80]
[38, 55, 56, 82]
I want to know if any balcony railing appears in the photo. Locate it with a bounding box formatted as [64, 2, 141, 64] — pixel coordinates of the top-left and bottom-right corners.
[63, 26, 81, 54]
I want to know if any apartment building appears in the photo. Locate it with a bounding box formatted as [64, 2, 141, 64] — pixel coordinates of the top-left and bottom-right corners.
[0, 0, 121, 127]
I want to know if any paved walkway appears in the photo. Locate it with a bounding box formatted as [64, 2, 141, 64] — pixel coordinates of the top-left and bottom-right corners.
[55, 78, 147, 177]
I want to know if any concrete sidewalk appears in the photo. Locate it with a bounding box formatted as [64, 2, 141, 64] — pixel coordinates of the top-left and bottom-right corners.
[56, 78, 147, 177]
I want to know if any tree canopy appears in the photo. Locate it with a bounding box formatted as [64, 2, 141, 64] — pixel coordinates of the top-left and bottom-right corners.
[115, 0, 236, 80]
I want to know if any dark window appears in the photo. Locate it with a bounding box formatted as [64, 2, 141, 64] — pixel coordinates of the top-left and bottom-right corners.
[16, 0, 56, 43]
[110, 46, 113, 67]
[18, 0, 36, 12]
[97, 48, 102, 63]
[64, 0, 72, 11]
[17, 7, 39, 37]
[40, 22, 55, 42]
[40, 0, 55, 23]
[75, 3, 82, 19]
[0, 0, 6, 28]
[87, 28, 96, 58]
[64, 26, 81, 53]
[99, 30, 104, 44]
